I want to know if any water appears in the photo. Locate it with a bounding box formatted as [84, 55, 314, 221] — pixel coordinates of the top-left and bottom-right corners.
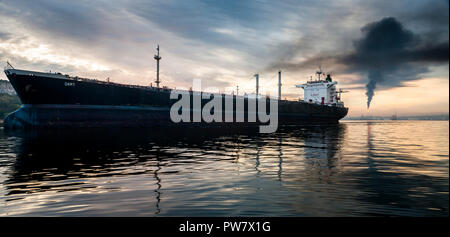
[0, 121, 448, 216]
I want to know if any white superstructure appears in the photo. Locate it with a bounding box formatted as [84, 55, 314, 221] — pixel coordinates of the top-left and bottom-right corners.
[296, 69, 346, 107]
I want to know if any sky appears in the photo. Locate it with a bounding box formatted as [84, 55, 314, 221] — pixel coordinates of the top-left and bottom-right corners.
[0, 0, 448, 116]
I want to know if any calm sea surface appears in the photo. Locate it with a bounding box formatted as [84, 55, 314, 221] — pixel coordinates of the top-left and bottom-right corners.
[0, 121, 448, 216]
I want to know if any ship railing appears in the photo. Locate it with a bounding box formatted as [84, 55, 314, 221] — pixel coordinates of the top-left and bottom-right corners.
[67, 75, 172, 91]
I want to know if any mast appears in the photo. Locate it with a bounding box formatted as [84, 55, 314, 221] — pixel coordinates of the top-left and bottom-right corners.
[278, 70, 282, 100]
[254, 74, 259, 97]
[154, 45, 162, 89]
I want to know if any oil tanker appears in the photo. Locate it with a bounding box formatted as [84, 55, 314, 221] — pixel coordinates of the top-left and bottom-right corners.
[3, 47, 348, 130]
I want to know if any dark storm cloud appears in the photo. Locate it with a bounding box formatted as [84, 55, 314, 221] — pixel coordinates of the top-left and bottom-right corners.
[127, 0, 280, 51]
[0, 0, 109, 43]
[1, 0, 280, 46]
[391, 0, 449, 40]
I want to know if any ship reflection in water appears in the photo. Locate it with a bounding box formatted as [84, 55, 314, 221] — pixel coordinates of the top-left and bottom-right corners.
[0, 121, 448, 216]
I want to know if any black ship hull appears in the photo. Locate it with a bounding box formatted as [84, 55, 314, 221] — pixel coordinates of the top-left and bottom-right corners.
[4, 69, 348, 129]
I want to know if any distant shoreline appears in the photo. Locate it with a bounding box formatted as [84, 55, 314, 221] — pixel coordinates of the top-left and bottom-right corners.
[1, 119, 447, 129]
[342, 119, 449, 121]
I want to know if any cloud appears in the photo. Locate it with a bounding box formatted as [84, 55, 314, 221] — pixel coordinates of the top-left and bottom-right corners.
[0, 31, 12, 41]
[0, 0, 448, 112]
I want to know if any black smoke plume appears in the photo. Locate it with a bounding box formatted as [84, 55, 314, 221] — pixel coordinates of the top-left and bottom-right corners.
[343, 17, 448, 108]
[269, 16, 449, 109]
[352, 17, 417, 108]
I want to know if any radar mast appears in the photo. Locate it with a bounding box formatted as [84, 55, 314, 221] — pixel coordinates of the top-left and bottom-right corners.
[154, 45, 162, 89]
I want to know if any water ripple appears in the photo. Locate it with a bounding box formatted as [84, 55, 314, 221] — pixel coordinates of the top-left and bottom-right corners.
[0, 121, 448, 216]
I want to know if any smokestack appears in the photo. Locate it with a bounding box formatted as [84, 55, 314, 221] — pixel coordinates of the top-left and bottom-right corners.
[254, 74, 259, 97]
[278, 70, 282, 100]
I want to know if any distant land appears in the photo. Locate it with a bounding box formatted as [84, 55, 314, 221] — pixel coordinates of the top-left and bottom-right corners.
[343, 114, 449, 121]
[0, 79, 16, 95]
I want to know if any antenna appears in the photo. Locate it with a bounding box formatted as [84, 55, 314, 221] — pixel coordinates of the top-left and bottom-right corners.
[337, 88, 349, 100]
[254, 74, 259, 97]
[278, 70, 282, 100]
[316, 65, 323, 81]
[5, 61, 14, 69]
[154, 45, 162, 89]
